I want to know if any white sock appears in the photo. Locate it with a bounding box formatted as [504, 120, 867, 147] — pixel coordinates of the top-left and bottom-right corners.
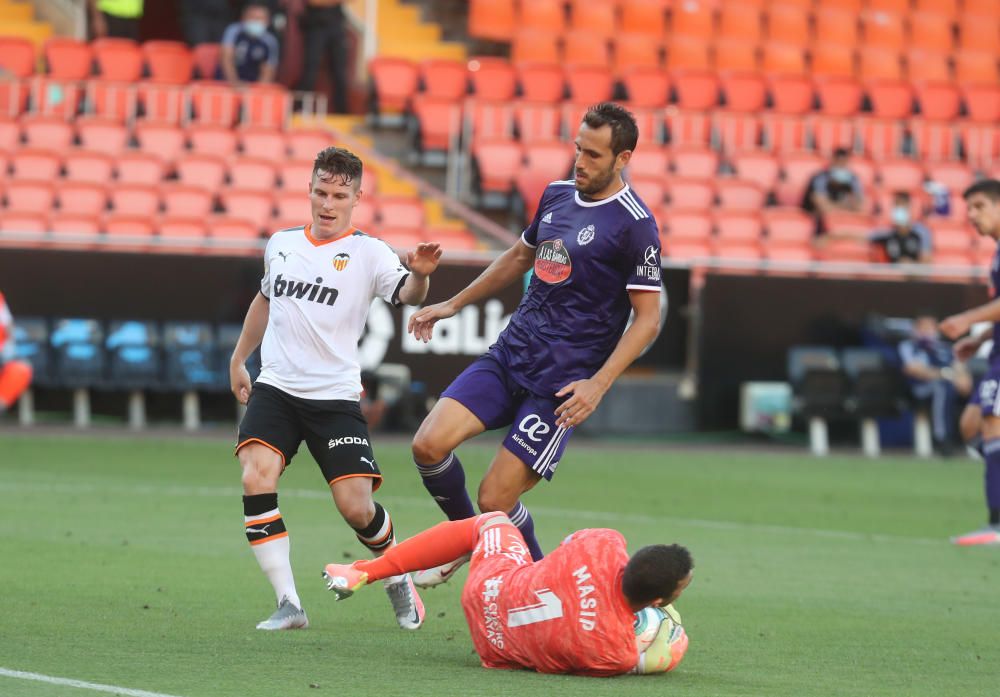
[248, 525, 300, 608]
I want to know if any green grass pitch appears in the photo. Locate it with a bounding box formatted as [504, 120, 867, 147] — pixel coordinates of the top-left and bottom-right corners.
[1, 432, 998, 697]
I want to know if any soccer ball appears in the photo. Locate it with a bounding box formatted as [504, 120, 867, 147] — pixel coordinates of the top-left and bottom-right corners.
[633, 604, 682, 652]
[633, 604, 688, 673]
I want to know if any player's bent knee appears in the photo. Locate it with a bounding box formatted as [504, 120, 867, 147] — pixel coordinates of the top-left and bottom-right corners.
[338, 500, 375, 529]
[237, 443, 283, 494]
[476, 490, 515, 515]
[411, 432, 447, 466]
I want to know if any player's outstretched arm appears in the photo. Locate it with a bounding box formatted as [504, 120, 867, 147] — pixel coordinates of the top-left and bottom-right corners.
[940, 297, 1000, 340]
[407, 239, 534, 342]
[397, 242, 442, 306]
[229, 292, 269, 405]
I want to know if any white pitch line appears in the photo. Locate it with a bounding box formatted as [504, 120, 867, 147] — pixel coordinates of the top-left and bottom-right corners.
[0, 479, 947, 547]
[0, 668, 185, 697]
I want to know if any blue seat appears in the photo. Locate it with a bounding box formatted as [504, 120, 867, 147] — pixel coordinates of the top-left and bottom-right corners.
[216, 323, 260, 392]
[106, 320, 161, 389]
[50, 318, 105, 388]
[163, 322, 218, 390]
[12, 317, 53, 387]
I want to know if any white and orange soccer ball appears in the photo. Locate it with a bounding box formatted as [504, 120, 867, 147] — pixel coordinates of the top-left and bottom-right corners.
[633, 604, 689, 674]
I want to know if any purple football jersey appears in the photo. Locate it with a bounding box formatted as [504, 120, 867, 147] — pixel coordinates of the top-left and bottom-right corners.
[991, 243, 1000, 364]
[490, 180, 662, 396]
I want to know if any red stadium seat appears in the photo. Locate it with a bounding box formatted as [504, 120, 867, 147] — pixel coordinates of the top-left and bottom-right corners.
[857, 48, 904, 83]
[958, 124, 999, 170]
[565, 65, 614, 103]
[719, 5, 763, 42]
[861, 11, 906, 50]
[666, 39, 712, 72]
[238, 126, 287, 160]
[511, 30, 561, 65]
[905, 50, 952, 84]
[673, 70, 720, 110]
[672, 146, 719, 178]
[810, 43, 856, 80]
[954, 51, 999, 84]
[730, 150, 780, 191]
[286, 129, 331, 161]
[465, 99, 516, 142]
[44, 38, 92, 80]
[84, 80, 138, 123]
[765, 239, 815, 263]
[570, 0, 615, 36]
[761, 114, 808, 153]
[671, 0, 716, 39]
[420, 59, 468, 100]
[962, 85, 1000, 123]
[192, 43, 221, 80]
[472, 139, 522, 194]
[0, 37, 35, 78]
[368, 57, 420, 114]
[20, 114, 73, 149]
[207, 216, 260, 241]
[715, 180, 766, 211]
[622, 68, 670, 108]
[915, 0, 958, 16]
[142, 41, 194, 84]
[103, 213, 156, 243]
[412, 95, 463, 152]
[857, 117, 906, 158]
[278, 160, 314, 191]
[189, 82, 241, 127]
[378, 229, 424, 250]
[272, 191, 310, 225]
[777, 152, 825, 206]
[613, 34, 663, 73]
[850, 156, 876, 191]
[110, 184, 160, 217]
[664, 178, 714, 209]
[712, 111, 761, 153]
[0, 211, 48, 234]
[628, 176, 667, 207]
[628, 146, 670, 178]
[524, 140, 574, 182]
[229, 157, 277, 192]
[50, 213, 101, 238]
[816, 78, 863, 117]
[468, 0, 515, 41]
[242, 84, 290, 129]
[219, 189, 273, 225]
[720, 73, 767, 113]
[162, 184, 215, 217]
[0, 119, 15, 151]
[664, 237, 712, 260]
[92, 38, 143, 82]
[714, 211, 764, 244]
[516, 168, 559, 222]
[175, 153, 227, 191]
[158, 215, 208, 245]
[666, 111, 711, 146]
[28, 77, 83, 118]
[378, 197, 425, 230]
[762, 43, 807, 77]
[64, 150, 114, 184]
[76, 116, 129, 155]
[713, 40, 760, 74]
[514, 101, 562, 143]
[768, 75, 814, 115]
[926, 162, 974, 193]
[957, 16, 998, 54]
[426, 227, 479, 251]
[115, 152, 167, 186]
[909, 119, 958, 161]
[929, 220, 976, 253]
[631, 106, 666, 144]
[10, 149, 61, 180]
[868, 81, 914, 119]
[134, 122, 186, 164]
[517, 63, 565, 104]
[909, 12, 955, 54]
[519, 0, 566, 33]
[809, 115, 855, 157]
[0, 80, 30, 117]
[763, 207, 814, 242]
[137, 83, 186, 124]
[813, 8, 860, 47]
[661, 209, 713, 240]
[767, 5, 810, 45]
[468, 57, 517, 101]
[620, 0, 667, 37]
[562, 31, 612, 69]
[4, 180, 55, 213]
[187, 124, 238, 158]
[878, 159, 925, 192]
[57, 182, 107, 216]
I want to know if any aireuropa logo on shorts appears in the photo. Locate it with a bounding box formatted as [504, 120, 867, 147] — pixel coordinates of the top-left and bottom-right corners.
[328, 436, 370, 449]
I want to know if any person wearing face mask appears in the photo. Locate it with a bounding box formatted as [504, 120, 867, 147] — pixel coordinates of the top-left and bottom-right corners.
[898, 313, 972, 455]
[220, 1, 280, 85]
[802, 148, 864, 236]
[869, 191, 933, 264]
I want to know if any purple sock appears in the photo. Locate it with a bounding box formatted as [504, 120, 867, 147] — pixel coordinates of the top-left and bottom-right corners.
[415, 452, 476, 521]
[985, 439, 1000, 521]
[508, 501, 544, 561]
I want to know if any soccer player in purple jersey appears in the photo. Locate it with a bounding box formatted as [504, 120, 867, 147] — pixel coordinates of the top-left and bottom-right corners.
[940, 179, 1000, 546]
[405, 103, 663, 582]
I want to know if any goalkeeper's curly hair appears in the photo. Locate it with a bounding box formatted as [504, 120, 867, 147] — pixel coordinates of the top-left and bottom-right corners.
[622, 544, 694, 606]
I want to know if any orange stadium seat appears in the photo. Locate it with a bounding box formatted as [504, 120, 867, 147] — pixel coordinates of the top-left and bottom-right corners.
[964, 0, 1000, 16]
[857, 48, 904, 82]
[110, 184, 160, 217]
[0, 119, 16, 150]
[857, 117, 906, 159]
[877, 158, 925, 191]
[20, 114, 73, 149]
[861, 11, 906, 50]
[379, 229, 424, 250]
[5, 181, 56, 213]
[0, 80, 30, 117]
[192, 43, 221, 80]
[810, 44, 856, 81]
[92, 38, 143, 82]
[468, 0, 516, 42]
[0, 37, 36, 78]
[10, 149, 61, 180]
[517, 63, 566, 104]
[142, 41, 194, 84]
[908, 13, 955, 53]
[465, 99, 516, 142]
[188, 124, 238, 158]
[45, 38, 93, 81]
[175, 153, 227, 191]
[350, 197, 377, 230]
[714, 211, 764, 245]
[714, 41, 759, 74]
[909, 119, 958, 161]
[272, 190, 310, 225]
[730, 150, 780, 190]
[763, 207, 814, 242]
[664, 237, 712, 260]
[189, 82, 241, 127]
[420, 59, 468, 101]
[628, 146, 670, 178]
[565, 65, 614, 103]
[563, 31, 612, 69]
[929, 219, 975, 252]
[115, 151, 167, 186]
[286, 129, 331, 161]
[870, 0, 914, 12]
[716, 180, 766, 211]
[229, 157, 277, 192]
[519, 0, 566, 33]
[813, 8, 860, 47]
[242, 84, 289, 129]
[718, 5, 763, 42]
[664, 177, 714, 209]
[915, 83, 961, 120]
[661, 209, 713, 240]
[957, 17, 998, 54]
[766, 5, 810, 46]
[85, 81, 138, 122]
[57, 182, 107, 216]
[427, 228, 479, 251]
[238, 126, 287, 160]
[472, 139, 522, 194]
[208, 216, 259, 241]
[28, 77, 83, 117]
[220, 189, 273, 224]
[816, 78, 863, 117]
[868, 81, 914, 119]
[468, 57, 517, 101]
[570, 1, 617, 36]
[768, 75, 814, 115]
[666, 39, 712, 72]
[622, 67, 670, 108]
[915, 0, 958, 16]
[277, 160, 314, 191]
[620, 0, 667, 37]
[671, 0, 715, 39]
[368, 57, 419, 114]
[666, 111, 712, 146]
[0, 211, 48, 233]
[560, 102, 590, 140]
[162, 184, 215, 217]
[720, 73, 766, 112]
[927, 162, 974, 192]
[103, 213, 156, 243]
[614, 34, 664, 73]
[954, 51, 1000, 84]
[511, 30, 561, 65]
[962, 84, 1000, 122]
[137, 83, 186, 124]
[514, 101, 562, 143]
[64, 150, 114, 184]
[50, 213, 102, 238]
[672, 146, 719, 178]
[158, 216, 208, 246]
[761, 114, 808, 153]
[712, 111, 761, 153]
[762, 43, 807, 77]
[523, 140, 574, 181]
[633, 106, 666, 143]
[765, 239, 815, 263]
[905, 50, 952, 83]
[777, 151, 825, 206]
[673, 70, 719, 110]
[959, 124, 999, 170]
[629, 175, 667, 207]
[411, 95, 462, 151]
[378, 197, 425, 230]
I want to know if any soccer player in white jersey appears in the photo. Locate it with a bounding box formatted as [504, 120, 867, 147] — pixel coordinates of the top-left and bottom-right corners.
[229, 147, 443, 630]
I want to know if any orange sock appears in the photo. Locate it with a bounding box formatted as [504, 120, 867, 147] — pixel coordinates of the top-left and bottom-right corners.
[0, 361, 32, 408]
[355, 515, 487, 582]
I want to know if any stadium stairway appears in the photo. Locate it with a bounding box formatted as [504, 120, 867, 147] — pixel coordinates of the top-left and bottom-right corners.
[0, 0, 53, 49]
[348, 0, 466, 61]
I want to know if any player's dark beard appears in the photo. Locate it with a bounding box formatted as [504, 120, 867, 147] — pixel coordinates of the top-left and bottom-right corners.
[576, 164, 616, 197]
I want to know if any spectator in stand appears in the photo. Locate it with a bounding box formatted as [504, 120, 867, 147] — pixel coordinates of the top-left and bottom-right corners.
[180, 0, 232, 47]
[220, 2, 280, 85]
[869, 191, 933, 264]
[88, 0, 143, 41]
[297, 0, 350, 113]
[802, 148, 864, 236]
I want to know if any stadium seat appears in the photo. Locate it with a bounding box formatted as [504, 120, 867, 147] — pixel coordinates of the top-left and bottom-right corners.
[809, 43, 856, 81]
[926, 161, 974, 193]
[563, 31, 612, 69]
[347, 197, 376, 230]
[928, 218, 975, 252]
[64, 150, 114, 184]
[20, 114, 73, 149]
[378, 197, 425, 230]
[857, 117, 906, 159]
[622, 68, 671, 108]
[142, 41, 194, 84]
[915, 0, 957, 16]
[868, 81, 915, 119]
[841, 348, 907, 449]
[628, 175, 667, 208]
[712, 111, 761, 153]
[176, 153, 227, 192]
[472, 139, 522, 196]
[44, 38, 92, 81]
[83, 82, 138, 124]
[959, 124, 999, 170]
[908, 12, 955, 54]
[192, 43, 221, 80]
[468, 0, 516, 42]
[0, 80, 30, 117]
[0, 119, 16, 150]
[272, 190, 310, 225]
[776, 151, 825, 206]
[664, 237, 712, 260]
[714, 212, 764, 251]
[104, 213, 157, 247]
[134, 122, 186, 164]
[110, 185, 160, 217]
[57, 182, 107, 217]
[278, 160, 314, 191]
[559, 101, 590, 139]
[877, 158, 926, 192]
[238, 126, 288, 160]
[909, 119, 958, 161]
[49, 212, 102, 240]
[861, 11, 906, 50]
[115, 152, 167, 186]
[468, 57, 517, 101]
[207, 216, 260, 242]
[816, 78, 863, 117]
[10, 149, 60, 180]
[628, 146, 670, 179]
[28, 77, 83, 117]
[0, 36, 36, 78]
[137, 83, 186, 124]
[511, 30, 561, 65]
[188, 124, 237, 158]
[813, 8, 860, 47]
[766, 5, 810, 45]
[158, 215, 208, 245]
[565, 65, 614, 104]
[763, 207, 814, 242]
[412, 95, 463, 154]
[242, 84, 290, 129]
[286, 129, 331, 161]
[163, 322, 218, 390]
[730, 150, 780, 191]
[219, 189, 272, 226]
[768, 75, 814, 115]
[713, 40, 760, 74]
[719, 4, 763, 42]
[962, 84, 1000, 123]
[954, 51, 999, 84]
[716, 180, 767, 211]
[857, 48, 904, 83]
[671, 0, 715, 39]
[514, 169, 555, 222]
[524, 140, 574, 182]
[912, 82, 960, 123]
[189, 82, 241, 127]
[613, 34, 663, 73]
[106, 320, 161, 389]
[92, 38, 143, 82]
[368, 56, 420, 115]
[762, 43, 807, 77]
[720, 73, 767, 113]
[50, 318, 105, 388]
[761, 114, 808, 153]
[664, 177, 714, 209]
[518, 0, 566, 33]
[666, 39, 712, 72]
[229, 157, 277, 192]
[162, 184, 215, 218]
[671, 146, 719, 178]
[673, 70, 720, 110]
[379, 229, 424, 250]
[957, 16, 998, 54]
[620, 0, 667, 37]
[661, 209, 713, 240]
[631, 106, 666, 144]
[513, 101, 561, 143]
[516, 63, 565, 104]
[465, 99, 516, 142]
[420, 59, 468, 100]
[809, 115, 855, 156]
[904, 50, 952, 84]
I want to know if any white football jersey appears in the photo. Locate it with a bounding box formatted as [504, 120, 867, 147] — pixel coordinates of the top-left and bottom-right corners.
[256, 224, 408, 400]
